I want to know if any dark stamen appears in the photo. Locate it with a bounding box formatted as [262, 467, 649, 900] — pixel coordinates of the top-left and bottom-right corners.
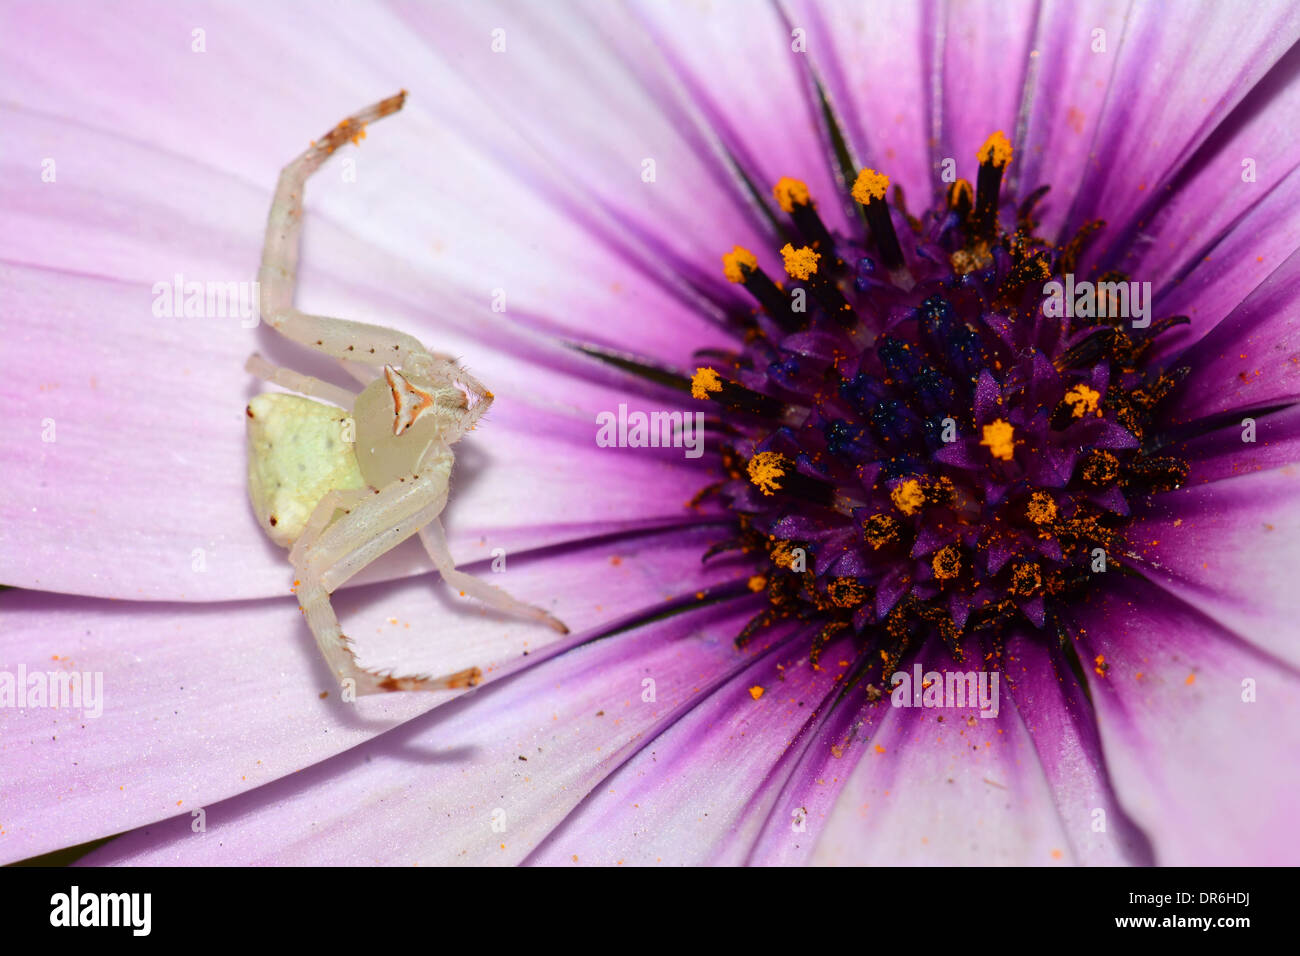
[973, 131, 1013, 238]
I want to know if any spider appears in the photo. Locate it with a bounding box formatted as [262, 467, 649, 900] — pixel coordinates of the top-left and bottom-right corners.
[245, 91, 567, 697]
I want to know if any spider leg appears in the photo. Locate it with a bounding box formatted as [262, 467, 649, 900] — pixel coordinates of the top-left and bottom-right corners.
[417, 518, 568, 633]
[245, 353, 358, 408]
[292, 465, 485, 695]
[258, 91, 435, 370]
[288, 488, 371, 567]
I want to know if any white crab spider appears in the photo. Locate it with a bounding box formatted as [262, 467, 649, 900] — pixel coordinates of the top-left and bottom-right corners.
[245, 91, 566, 696]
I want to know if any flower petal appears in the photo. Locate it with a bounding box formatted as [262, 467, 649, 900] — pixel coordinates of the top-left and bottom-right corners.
[0, 525, 744, 863]
[525, 630, 861, 866]
[808, 641, 1075, 865]
[1127, 48, 1300, 356]
[1010, 0, 1127, 238]
[1060, 0, 1300, 249]
[1002, 630, 1154, 864]
[1179, 403, 1300, 484]
[1068, 574, 1300, 864]
[780, 0, 934, 205]
[76, 598, 767, 865]
[1162, 246, 1300, 422]
[934, 0, 1041, 186]
[1123, 462, 1300, 670]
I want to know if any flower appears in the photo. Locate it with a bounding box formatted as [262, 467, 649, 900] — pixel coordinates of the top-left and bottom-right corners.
[3, 0, 1300, 867]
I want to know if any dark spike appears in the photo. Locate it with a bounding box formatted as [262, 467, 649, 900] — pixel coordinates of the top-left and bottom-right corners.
[973, 132, 1013, 239]
[572, 343, 693, 393]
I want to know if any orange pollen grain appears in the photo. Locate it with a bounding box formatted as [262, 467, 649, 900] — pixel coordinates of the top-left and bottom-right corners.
[977, 131, 1014, 167]
[780, 243, 821, 280]
[772, 176, 811, 213]
[891, 479, 925, 515]
[851, 168, 890, 204]
[691, 367, 723, 400]
[722, 245, 758, 283]
[931, 545, 961, 581]
[1063, 383, 1101, 418]
[1027, 492, 1057, 524]
[747, 451, 789, 496]
[980, 419, 1016, 461]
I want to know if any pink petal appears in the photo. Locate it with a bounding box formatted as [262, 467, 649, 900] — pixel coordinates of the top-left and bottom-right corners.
[1162, 246, 1300, 421]
[1180, 403, 1300, 483]
[780, 0, 933, 205]
[1059, 0, 1300, 249]
[1002, 630, 1154, 864]
[1130, 52, 1300, 355]
[0, 525, 743, 863]
[526, 630, 861, 865]
[933, 0, 1040, 188]
[1010, 0, 1128, 239]
[1123, 463, 1300, 670]
[808, 642, 1075, 866]
[1069, 574, 1300, 864]
[76, 599, 766, 865]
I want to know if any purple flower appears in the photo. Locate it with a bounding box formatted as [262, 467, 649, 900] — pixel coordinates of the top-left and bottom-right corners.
[3, 0, 1299, 866]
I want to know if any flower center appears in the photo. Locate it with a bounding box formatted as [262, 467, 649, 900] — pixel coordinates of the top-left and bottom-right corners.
[693, 133, 1190, 670]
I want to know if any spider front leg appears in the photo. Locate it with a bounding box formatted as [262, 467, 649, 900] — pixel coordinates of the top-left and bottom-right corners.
[292, 464, 482, 695]
[288, 487, 371, 569]
[257, 90, 434, 372]
[418, 518, 568, 634]
[291, 444, 566, 695]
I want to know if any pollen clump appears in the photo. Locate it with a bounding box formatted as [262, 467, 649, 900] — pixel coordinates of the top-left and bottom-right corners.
[1082, 449, 1120, 485]
[890, 479, 925, 516]
[827, 577, 868, 608]
[748, 685, 765, 700]
[747, 575, 767, 592]
[770, 539, 800, 569]
[977, 131, 1014, 167]
[1027, 491, 1057, 525]
[1011, 562, 1042, 596]
[851, 168, 890, 204]
[691, 367, 723, 400]
[1063, 383, 1102, 418]
[863, 513, 900, 549]
[980, 419, 1016, 461]
[748, 451, 789, 496]
[780, 243, 821, 280]
[722, 245, 758, 283]
[931, 545, 961, 581]
[772, 176, 811, 213]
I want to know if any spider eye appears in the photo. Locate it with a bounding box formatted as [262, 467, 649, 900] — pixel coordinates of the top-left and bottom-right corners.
[383, 365, 436, 435]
